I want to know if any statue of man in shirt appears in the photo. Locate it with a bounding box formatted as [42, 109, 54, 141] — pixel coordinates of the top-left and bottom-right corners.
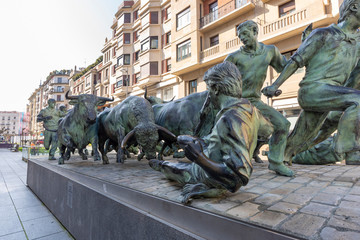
[225, 20, 293, 177]
[149, 62, 273, 203]
[262, 0, 360, 163]
[37, 99, 65, 160]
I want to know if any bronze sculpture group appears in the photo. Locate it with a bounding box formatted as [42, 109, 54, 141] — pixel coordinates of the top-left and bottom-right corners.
[36, 0, 360, 203]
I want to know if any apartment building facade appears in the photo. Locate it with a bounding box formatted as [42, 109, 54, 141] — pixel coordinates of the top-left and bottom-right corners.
[96, 0, 342, 126]
[0, 111, 28, 143]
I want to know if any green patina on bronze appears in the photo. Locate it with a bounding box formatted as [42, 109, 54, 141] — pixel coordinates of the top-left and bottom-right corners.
[149, 62, 273, 204]
[262, 0, 360, 164]
[36, 98, 65, 160]
[224, 20, 293, 177]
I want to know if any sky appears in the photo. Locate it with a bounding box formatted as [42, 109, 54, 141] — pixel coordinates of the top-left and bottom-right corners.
[0, 0, 120, 112]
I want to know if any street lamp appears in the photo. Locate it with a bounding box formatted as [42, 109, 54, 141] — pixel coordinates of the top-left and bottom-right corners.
[120, 67, 129, 98]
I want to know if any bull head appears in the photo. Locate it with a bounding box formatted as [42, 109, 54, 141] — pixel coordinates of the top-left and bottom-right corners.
[121, 125, 176, 150]
[66, 91, 114, 122]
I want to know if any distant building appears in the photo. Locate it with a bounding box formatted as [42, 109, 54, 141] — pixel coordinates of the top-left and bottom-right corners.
[0, 111, 28, 144]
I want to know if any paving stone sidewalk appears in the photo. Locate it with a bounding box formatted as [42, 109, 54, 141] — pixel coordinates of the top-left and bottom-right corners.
[0, 149, 73, 240]
[32, 152, 360, 240]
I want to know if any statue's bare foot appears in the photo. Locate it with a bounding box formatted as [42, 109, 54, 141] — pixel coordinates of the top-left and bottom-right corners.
[180, 183, 225, 204]
[48, 156, 56, 160]
[268, 163, 294, 177]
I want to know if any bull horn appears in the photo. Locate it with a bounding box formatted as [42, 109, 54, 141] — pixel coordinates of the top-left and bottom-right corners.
[157, 125, 177, 143]
[65, 90, 78, 100]
[98, 96, 114, 102]
[144, 87, 150, 100]
[163, 96, 175, 103]
[121, 130, 135, 149]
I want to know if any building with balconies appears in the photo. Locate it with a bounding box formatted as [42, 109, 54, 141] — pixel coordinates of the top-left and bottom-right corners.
[105, 0, 177, 104]
[42, 70, 71, 109]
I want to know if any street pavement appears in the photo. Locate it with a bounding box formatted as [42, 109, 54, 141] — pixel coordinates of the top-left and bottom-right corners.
[0, 149, 73, 240]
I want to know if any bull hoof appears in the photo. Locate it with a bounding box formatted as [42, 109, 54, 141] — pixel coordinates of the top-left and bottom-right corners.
[58, 158, 64, 165]
[82, 155, 88, 160]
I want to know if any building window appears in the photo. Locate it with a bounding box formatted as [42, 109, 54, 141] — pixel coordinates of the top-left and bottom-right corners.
[117, 54, 130, 66]
[162, 58, 171, 73]
[57, 95, 61, 101]
[124, 13, 131, 23]
[57, 77, 62, 83]
[124, 33, 131, 44]
[177, 7, 190, 30]
[113, 47, 116, 57]
[57, 86, 62, 92]
[124, 54, 130, 65]
[189, 80, 197, 94]
[162, 31, 171, 48]
[122, 75, 130, 86]
[112, 65, 116, 75]
[177, 39, 191, 61]
[150, 62, 158, 75]
[210, 35, 219, 47]
[163, 87, 173, 101]
[133, 50, 140, 62]
[133, 30, 139, 42]
[150, 36, 158, 49]
[133, 9, 139, 21]
[105, 68, 109, 79]
[162, 6, 171, 22]
[133, 72, 140, 85]
[150, 11, 159, 24]
[279, 0, 295, 18]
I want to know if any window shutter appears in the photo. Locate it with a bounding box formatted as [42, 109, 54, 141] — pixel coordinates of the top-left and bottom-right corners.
[161, 9, 165, 23]
[161, 34, 164, 49]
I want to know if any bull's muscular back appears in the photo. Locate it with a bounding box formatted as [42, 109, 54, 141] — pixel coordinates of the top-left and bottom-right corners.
[153, 91, 208, 136]
[104, 96, 155, 138]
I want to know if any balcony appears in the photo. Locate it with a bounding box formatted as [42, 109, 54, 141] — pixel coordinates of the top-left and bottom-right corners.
[260, 2, 333, 44]
[50, 88, 65, 93]
[200, 0, 255, 30]
[200, 37, 241, 64]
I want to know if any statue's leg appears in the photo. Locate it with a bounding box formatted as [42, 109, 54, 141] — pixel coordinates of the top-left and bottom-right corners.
[48, 132, 57, 160]
[44, 131, 51, 150]
[310, 111, 342, 146]
[252, 100, 293, 177]
[285, 110, 328, 164]
[149, 160, 226, 203]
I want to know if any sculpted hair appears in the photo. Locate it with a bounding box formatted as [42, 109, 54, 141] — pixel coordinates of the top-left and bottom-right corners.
[203, 62, 242, 98]
[339, 0, 359, 23]
[48, 98, 56, 104]
[237, 20, 258, 36]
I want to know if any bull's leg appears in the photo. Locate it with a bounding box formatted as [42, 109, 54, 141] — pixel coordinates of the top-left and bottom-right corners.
[79, 148, 88, 160]
[137, 147, 145, 161]
[65, 148, 71, 160]
[58, 144, 67, 165]
[117, 128, 126, 163]
[98, 137, 109, 164]
[158, 142, 168, 160]
[90, 136, 101, 162]
[125, 149, 131, 158]
[253, 139, 267, 163]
